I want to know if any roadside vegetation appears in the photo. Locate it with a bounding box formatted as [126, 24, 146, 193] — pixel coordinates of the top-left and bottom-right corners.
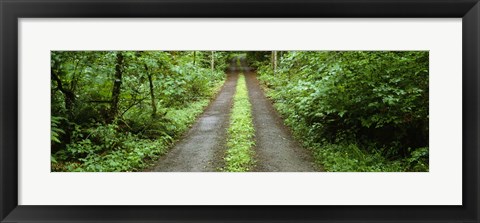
[51, 51, 228, 171]
[250, 51, 429, 172]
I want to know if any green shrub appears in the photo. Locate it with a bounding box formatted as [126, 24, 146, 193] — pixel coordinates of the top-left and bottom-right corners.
[257, 51, 429, 172]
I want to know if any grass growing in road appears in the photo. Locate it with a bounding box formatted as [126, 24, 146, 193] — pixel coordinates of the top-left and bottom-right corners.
[224, 74, 255, 172]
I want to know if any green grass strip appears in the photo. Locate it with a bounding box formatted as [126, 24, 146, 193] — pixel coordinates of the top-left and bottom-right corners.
[224, 74, 255, 172]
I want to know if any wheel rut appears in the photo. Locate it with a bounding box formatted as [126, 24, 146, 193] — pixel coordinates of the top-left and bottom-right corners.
[243, 61, 320, 172]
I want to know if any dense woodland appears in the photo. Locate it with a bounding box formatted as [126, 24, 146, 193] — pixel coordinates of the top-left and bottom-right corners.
[249, 51, 428, 171]
[52, 51, 429, 172]
[51, 51, 229, 171]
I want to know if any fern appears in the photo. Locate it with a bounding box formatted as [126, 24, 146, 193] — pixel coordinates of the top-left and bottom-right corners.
[51, 116, 65, 144]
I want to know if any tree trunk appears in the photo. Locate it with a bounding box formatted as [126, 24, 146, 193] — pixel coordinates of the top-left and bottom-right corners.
[193, 51, 196, 65]
[272, 51, 278, 74]
[51, 57, 76, 145]
[145, 64, 157, 117]
[108, 52, 124, 123]
[271, 51, 274, 70]
[51, 60, 76, 119]
[211, 51, 215, 73]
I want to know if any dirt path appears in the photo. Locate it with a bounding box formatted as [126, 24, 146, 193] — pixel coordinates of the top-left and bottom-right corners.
[243, 62, 320, 172]
[151, 58, 319, 172]
[151, 61, 239, 172]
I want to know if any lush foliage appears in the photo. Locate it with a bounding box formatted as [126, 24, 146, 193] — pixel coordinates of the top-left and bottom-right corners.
[256, 51, 429, 172]
[51, 51, 228, 171]
[224, 74, 256, 172]
[52, 50, 430, 172]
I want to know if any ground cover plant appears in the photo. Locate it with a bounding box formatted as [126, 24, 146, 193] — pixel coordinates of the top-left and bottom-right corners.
[224, 74, 255, 172]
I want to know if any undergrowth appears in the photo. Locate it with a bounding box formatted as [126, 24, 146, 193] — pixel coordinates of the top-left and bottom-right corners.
[255, 51, 429, 172]
[52, 80, 225, 172]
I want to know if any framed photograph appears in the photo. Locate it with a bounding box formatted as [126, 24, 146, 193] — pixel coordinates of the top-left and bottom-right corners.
[1, 0, 479, 222]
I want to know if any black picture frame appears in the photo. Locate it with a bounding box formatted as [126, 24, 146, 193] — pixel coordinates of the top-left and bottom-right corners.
[1, 0, 479, 222]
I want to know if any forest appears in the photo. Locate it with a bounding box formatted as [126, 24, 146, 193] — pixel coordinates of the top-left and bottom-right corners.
[51, 51, 429, 172]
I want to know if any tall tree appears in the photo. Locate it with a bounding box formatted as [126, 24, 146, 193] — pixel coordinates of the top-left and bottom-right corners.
[51, 57, 76, 118]
[211, 51, 215, 74]
[193, 51, 196, 65]
[51, 53, 78, 146]
[108, 52, 124, 123]
[144, 63, 157, 117]
[271, 51, 278, 74]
